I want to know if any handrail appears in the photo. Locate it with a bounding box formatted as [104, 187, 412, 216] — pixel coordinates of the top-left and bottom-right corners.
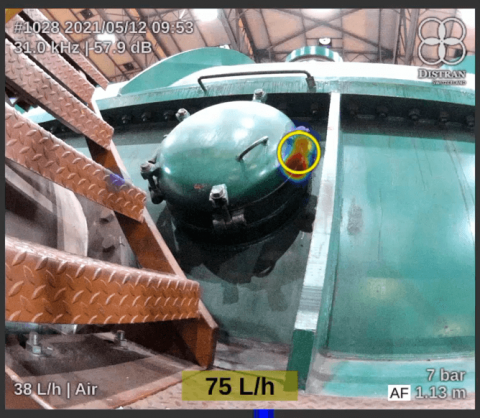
[198, 70, 316, 93]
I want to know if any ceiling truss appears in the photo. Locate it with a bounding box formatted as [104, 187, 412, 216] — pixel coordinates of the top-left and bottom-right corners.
[36, 8, 473, 82]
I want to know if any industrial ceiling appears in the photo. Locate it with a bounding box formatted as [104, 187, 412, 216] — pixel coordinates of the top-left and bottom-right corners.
[40, 8, 476, 83]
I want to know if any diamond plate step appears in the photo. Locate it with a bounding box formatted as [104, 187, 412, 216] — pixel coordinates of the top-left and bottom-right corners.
[6, 14, 96, 104]
[5, 235, 200, 324]
[5, 105, 146, 222]
[87, 101, 218, 368]
[21, 8, 109, 89]
[5, 38, 112, 149]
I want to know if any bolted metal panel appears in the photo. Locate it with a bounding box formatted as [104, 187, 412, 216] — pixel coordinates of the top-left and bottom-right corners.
[5, 38, 113, 149]
[5, 105, 146, 222]
[5, 235, 200, 324]
[6, 14, 96, 104]
[21, 8, 109, 89]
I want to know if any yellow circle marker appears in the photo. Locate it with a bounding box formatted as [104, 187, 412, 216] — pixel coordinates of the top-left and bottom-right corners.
[277, 130, 321, 175]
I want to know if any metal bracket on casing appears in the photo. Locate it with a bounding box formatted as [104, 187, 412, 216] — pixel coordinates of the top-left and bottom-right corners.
[176, 108, 190, 122]
[252, 89, 268, 103]
[209, 184, 246, 232]
[140, 160, 164, 204]
[25, 331, 54, 357]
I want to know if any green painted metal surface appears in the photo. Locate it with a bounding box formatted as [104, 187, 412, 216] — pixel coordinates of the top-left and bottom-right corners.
[441, 55, 475, 74]
[60, 123, 327, 346]
[119, 47, 254, 96]
[312, 97, 344, 352]
[25, 63, 474, 125]
[287, 93, 341, 390]
[287, 329, 315, 390]
[162, 134, 326, 345]
[100, 78, 473, 109]
[40, 57, 474, 392]
[155, 101, 295, 209]
[286, 46, 343, 63]
[307, 354, 475, 397]
[14, 104, 25, 114]
[326, 123, 475, 358]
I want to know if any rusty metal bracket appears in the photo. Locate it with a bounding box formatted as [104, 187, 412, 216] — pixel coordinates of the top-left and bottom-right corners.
[21, 8, 109, 90]
[5, 38, 113, 149]
[6, 14, 96, 105]
[5, 235, 200, 324]
[5, 105, 146, 222]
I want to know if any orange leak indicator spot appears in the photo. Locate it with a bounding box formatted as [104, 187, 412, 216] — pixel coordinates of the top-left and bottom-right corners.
[285, 137, 312, 179]
[277, 130, 321, 176]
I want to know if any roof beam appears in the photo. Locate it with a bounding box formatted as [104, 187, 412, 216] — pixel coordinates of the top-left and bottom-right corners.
[401, 9, 408, 60]
[148, 8, 183, 18]
[234, 10, 242, 52]
[300, 9, 308, 46]
[153, 9, 181, 53]
[378, 9, 382, 62]
[219, 9, 239, 50]
[268, 9, 362, 50]
[124, 8, 166, 60]
[404, 8, 420, 65]
[259, 9, 274, 59]
[96, 8, 146, 72]
[135, 8, 172, 56]
[46, 8, 127, 81]
[269, 49, 387, 55]
[392, 8, 402, 64]
[444, 8, 458, 62]
[187, 9, 208, 47]
[236, 8, 257, 61]
[274, 9, 389, 52]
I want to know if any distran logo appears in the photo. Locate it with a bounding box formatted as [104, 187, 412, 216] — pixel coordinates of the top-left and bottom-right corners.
[418, 17, 467, 66]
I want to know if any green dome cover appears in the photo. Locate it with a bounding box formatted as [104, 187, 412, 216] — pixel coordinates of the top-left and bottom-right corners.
[155, 101, 295, 210]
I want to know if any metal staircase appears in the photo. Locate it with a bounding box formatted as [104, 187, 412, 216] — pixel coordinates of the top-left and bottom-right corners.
[5, 10, 217, 408]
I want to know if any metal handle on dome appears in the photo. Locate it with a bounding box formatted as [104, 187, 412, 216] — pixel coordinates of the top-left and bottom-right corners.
[236, 136, 269, 162]
[198, 70, 316, 93]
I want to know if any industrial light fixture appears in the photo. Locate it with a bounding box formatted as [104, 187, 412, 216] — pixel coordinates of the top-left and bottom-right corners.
[193, 9, 218, 22]
[97, 32, 116, 43]
[319, 37, 332, 47]
[79, 9, 94, 20]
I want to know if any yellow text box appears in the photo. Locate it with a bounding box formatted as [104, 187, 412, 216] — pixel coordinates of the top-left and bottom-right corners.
[182, 370, 298, 401]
